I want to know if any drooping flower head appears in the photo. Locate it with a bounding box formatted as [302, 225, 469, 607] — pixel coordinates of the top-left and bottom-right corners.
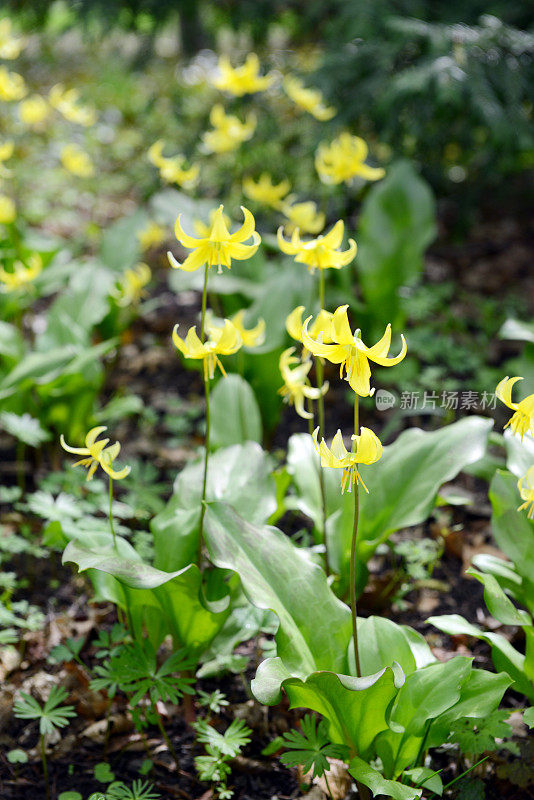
[168, 205, 260, 273]
[303, 305, 407, 397]
[281, 199, 325, 235]
[172, 320, 242, 380]
[147, 140, 199, 188]
[206, 309, 265, 349]
[315, 132, 385, 185]
[0, 67, 26, 101]
[202, 104, 256, 154]
[60, 427, 131, 481]
[18, 94, 50, 127]
[49, 84, 96, 126]
[137, 221, 166, 251]
[60, 144, 94, 177]
[277, 220, 356, 273]
[496, 377, 534, 440]
[114, 263, 151, 307]
[286, 305, 334, 352]
[312, 426, 383, 493]
[243, 173, 291, 210]
[0, 19, 26, 60]
[518, 466, 534, 519]
[213, 53, 274, 96]
[283, 76, 336, 121]
[278, 348, 328, 420]
[0, 255, 42, 292]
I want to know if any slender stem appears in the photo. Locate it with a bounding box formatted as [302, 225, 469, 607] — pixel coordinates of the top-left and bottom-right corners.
[350, 395, 362, 678]
[315, 269, 329, 574]
[198, 373, 210, 568]
[323, 772, 334, 800]
[40, 733, 50, 800]
[154, 703, 180, 771]
[108, 477, 116, 550]
[200, 263, 209, 343]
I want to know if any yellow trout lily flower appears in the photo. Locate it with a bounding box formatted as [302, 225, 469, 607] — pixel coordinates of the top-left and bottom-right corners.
[206, 309, 265, 349]
[243, 173, 291, 210]
[286, 305, 334, 349]
[213, 53, 274, 96]
[303, 305, 407, 397]
[114, 263, 151, 307]
[168, 204, 260, 273]
[0, 194, 15, 224]
[0, 255, 42, 292]
[60, 144, 94, 177]
[277, 220, 356, 273]
[19, 94, 50, 127]
[147, 140, 199, 188]
[202, 104, 256, 154]
[279, 348, 328, 420]
[518, 467, 534, 519]
[281, 199, 325, 235]
[496, 376, 534, 440]
[0, 19, 26, 60]
[172, 320, 242, 380]
[312, 426, 382, 493]
[0, 67, 26, 101]
[137, 221, 166, 251]
[61, 426, 131, 481]
[316, 132, 385, 185]
[283, 76, 336, 121]
[49, 84, 96, 126]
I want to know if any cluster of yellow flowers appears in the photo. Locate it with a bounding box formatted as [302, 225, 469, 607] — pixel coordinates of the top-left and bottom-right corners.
[496, 376, 534, 518]
[148, 141, 199, 188]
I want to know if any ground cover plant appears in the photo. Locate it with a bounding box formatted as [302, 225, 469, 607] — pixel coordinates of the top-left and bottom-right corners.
[0, 5, 533, 800]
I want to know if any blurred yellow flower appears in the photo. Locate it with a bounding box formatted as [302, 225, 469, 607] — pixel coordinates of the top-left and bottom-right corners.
[147, 140, 199, 188]
[312, 426, 382, 493]
[49, 84, 96, 126]
[243, 173, 290, 210]
[202, 104, 256, 154]
[281, 199, 325, 235]
[19, 94, 50, 127]
[193, 208, 232, 238]
[114, 263, 151, 307]
[207, 309, 265, 349]
[518, 467, 534, 519]
[172, 319, 242, 380]
[496, 376, 534, 440]
[316, 132, 385, 185]
[0, 254, 42, 292]
[283, 76, 336, 121]
[0, 139, 14, 176]
[213, 53, 274, 96]
[168, 204, 260, 273]
[0, 19, 26, 60]
[303, 305, 407, 397]
[277, 219, 356, 273]
[286, 305, 333, 348]
[60, 144, 94, 177]
[278, 347, 328, 420]
[137, 221, 166, 251]
[60, 426, 131, 481]
[0, 194, 15, 224]
[0, 67, 26, 101]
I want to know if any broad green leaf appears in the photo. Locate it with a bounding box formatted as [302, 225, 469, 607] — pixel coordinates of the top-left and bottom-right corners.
[504, 430, 534, 479]
[203, 501, 352, 676]
[0, 321, 24, 361]
[0, 412, 51, 446]
[286, 433, 340, 536]
[100, 211, 146, 272]
[489, 470, 534, 585]
[349, 755, 422, 800]
[0, 346, 77, 392]
[404, 767, 442, 795]
[356, 159, 436, 334]
[523, 707, 534, 728]
[466, 568, 531, 627]
[350, 617, 434, 678]
[500, 318, 534, 344]
[326, 417, 492, 593]
[210, 375, 262, 448]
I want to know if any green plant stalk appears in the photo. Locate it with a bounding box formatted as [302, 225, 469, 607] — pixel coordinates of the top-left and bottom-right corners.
[197, 262, 211, 569]
[108, 477, 117, 550]
[316, 268, 329, 575]
[153, 702, 180, 771]
[40, 732, 50, 800]
[428, 756, 489, 798]
[350, 394, 362, 678]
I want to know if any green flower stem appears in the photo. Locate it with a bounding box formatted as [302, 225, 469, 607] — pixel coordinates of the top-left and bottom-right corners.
[40, 733, 50, 800]
[316, 268, 330, 575]
[350, 394, 362, 678]
[200, 263, 209, 342]
[198, 373, 210, 568]
[153, 701, 180, 771]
